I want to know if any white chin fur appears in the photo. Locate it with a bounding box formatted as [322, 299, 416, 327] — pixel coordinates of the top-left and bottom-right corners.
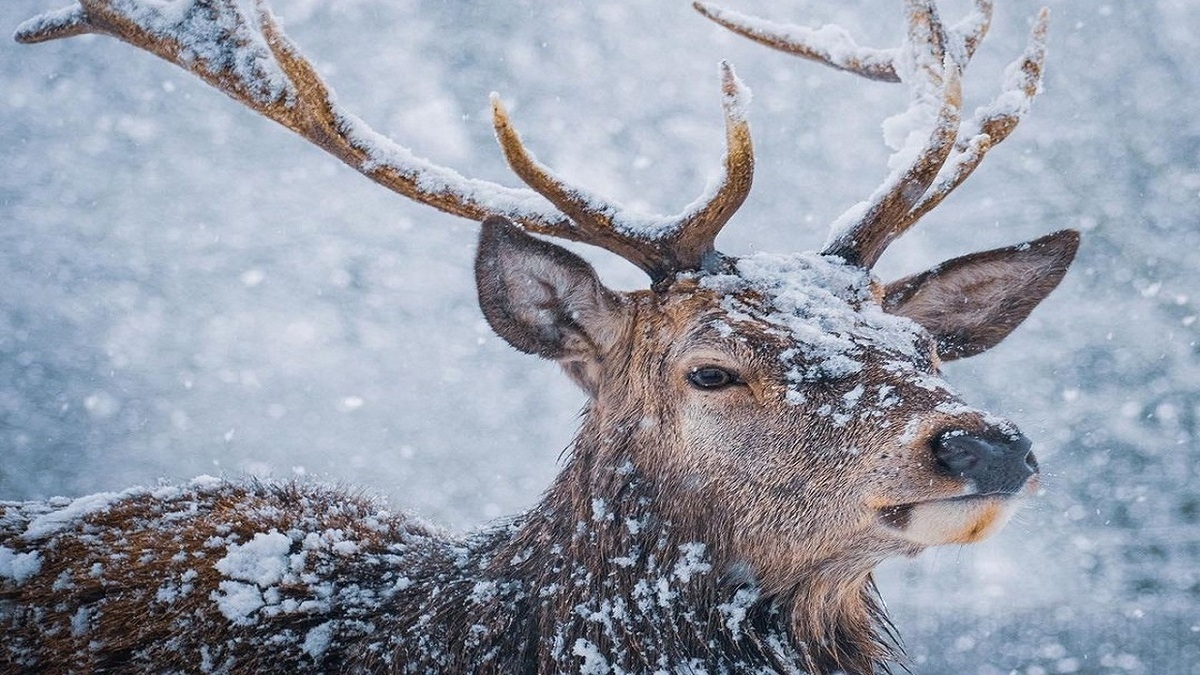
[895, 496, 1021, 546]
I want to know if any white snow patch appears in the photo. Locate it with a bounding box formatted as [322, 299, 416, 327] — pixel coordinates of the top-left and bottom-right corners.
[21, 491, 123, 539]
[611, 554, 637, 568]
[0, 547, 42, 584]
[213, 580, 265, 623]
[331, 540, 360, 556]
[302, 621, 335, 658]
[70, 606, 92, 637]
[591, 498, 610, 522]
[470, 580, 497, 604]
[673, 542, 712, 583]
[718, 587, 760, 639]
[216, 530, 293, 586]
[573, 638, 611, 675]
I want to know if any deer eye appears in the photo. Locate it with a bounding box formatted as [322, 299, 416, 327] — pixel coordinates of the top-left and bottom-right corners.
[687, 366, 740, 390]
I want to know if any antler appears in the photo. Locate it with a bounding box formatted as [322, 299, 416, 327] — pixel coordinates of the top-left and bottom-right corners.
[16, 0, 754, 284]
[491, 63, 754, 280]
[695, 0, 1048, 270]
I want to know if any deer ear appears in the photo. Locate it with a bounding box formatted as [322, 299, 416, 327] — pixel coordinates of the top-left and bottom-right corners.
[882, 230, 1080, 361]
[475, 216, 625, 389]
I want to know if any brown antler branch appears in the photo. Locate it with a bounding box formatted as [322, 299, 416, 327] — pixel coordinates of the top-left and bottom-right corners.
[697, 0, 1046, 270]
[491, 62, 754, 280]
[16, 0, 755, 284]
[904, 8, 1048, 227]
[823, 62, 963, 267]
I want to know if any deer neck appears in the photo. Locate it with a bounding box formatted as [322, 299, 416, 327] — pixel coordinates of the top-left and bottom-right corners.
[457, 406, 901, 674]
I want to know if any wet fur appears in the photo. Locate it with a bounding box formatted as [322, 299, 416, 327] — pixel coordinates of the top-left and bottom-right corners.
[2, 442, 900, 673]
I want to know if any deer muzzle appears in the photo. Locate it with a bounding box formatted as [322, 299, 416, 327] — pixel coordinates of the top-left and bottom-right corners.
[877, 428, 1039, 546]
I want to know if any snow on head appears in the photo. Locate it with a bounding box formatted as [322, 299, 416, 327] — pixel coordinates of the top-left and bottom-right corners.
[699, 252, 927, 404]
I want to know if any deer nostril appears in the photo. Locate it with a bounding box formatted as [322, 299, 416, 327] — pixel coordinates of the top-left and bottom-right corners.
[933, 433, 983, 475]
[932, 430, 1036, 495]
[1024, 448, 1039, 473]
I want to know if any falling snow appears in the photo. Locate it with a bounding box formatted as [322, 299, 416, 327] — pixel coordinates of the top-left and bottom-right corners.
[2, 0, 1198, 672]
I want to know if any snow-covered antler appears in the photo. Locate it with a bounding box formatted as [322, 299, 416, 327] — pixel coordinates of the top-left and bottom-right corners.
[694, 0, 1048, 270]
[16, 0, 754, 284]
[490, 63, 754, 281]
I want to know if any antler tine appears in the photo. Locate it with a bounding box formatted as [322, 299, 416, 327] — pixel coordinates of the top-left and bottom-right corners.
[491, 62, 755, 283]
[662, 62, 755, 274]
[490, 95, 671, 279]
[823, 63, 963, 268]
[693, 0, 993, 85]
[954, 0, 994, 64]
[696, 0, 1047, 271]
[693, 1, 900, 83]
[904, 8, 1048, 227]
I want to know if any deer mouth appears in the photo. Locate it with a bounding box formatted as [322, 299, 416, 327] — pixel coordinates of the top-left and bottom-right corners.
[878, 490, 1032, 546]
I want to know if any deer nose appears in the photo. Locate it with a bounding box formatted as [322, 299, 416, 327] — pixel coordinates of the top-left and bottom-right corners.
[932, 430, 1037, 495]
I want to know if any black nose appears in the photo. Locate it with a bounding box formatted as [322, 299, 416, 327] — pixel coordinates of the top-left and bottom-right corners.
[932, 430, 1037, 495]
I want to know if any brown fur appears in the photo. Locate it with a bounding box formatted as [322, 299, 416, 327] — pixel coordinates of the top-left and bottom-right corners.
[0, 443, 894, 674]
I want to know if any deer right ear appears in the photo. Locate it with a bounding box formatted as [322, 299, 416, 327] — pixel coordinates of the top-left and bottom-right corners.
[475, 216, 626, 390]
[882, 229, 1080, 361]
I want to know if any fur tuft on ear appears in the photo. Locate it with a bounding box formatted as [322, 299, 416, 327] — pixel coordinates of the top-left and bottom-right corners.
[475, 217, 626, 389]
[883, 229, 1080, 361]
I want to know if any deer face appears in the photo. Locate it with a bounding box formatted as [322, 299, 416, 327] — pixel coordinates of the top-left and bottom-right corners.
[477, 217, 1076, 588]
[632, 259, 1035, 585]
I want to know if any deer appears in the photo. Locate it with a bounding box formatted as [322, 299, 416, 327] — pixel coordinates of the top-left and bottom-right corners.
[1, 0, 1076, 673]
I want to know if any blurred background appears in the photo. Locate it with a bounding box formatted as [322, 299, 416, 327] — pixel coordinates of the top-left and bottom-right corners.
[2, 0, 1197, 672]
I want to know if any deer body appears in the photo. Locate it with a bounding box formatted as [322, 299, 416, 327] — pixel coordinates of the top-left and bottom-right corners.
[6, 1, 1079, 672]
[0, 444, 863, 673]
[0, 476, 859, 673]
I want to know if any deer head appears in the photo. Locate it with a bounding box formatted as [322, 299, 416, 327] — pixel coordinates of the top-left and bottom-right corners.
[13, 0, 1078, 671]
[477, 212, 1075, 573]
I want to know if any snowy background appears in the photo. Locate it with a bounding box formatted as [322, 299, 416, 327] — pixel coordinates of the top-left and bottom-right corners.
[2, 0, 1197, 672]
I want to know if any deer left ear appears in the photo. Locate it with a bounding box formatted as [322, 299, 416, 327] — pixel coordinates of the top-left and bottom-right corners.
[883, 230, 1080, 361]
[475, 216, 626, 392]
